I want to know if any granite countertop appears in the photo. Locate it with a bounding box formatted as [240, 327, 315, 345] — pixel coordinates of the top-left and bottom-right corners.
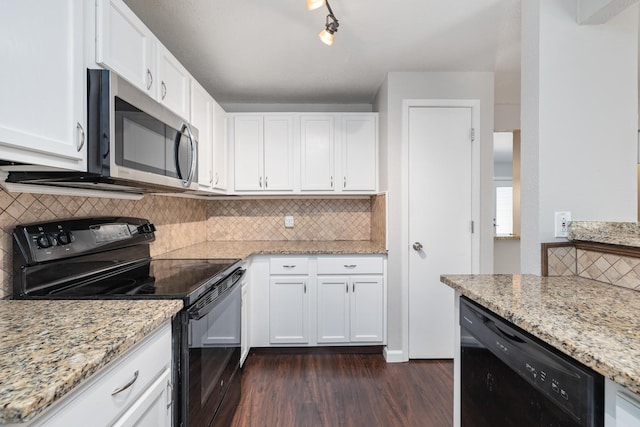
[0, 299, 183, 424]
[440, 274, 640, 394]
[157, 240, 388, 259]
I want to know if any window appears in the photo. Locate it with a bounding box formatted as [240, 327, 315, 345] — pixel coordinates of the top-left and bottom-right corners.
[495, 183, 513, 235]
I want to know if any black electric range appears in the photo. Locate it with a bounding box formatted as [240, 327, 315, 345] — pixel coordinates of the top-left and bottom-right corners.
[12, 217, 244, 427]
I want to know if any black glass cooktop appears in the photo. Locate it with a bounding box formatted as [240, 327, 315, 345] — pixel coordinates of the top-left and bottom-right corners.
[20, 257, 241, 304]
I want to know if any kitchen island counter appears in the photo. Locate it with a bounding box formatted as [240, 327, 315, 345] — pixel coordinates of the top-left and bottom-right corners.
[158, 240, 387, 259]
[0, 299, 182, 424]
[440, 274, 640, 395]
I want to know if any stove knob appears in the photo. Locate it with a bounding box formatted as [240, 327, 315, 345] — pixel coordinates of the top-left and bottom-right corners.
[56, 231, 72, 246]
[36, 234, 53, 249]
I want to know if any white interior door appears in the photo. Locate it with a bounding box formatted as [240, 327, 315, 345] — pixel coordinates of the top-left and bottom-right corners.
[408, 106, 473, 359]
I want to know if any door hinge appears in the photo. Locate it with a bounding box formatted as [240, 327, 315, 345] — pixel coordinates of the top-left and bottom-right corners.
[470, 128, 475, 142]
[471, 221, 475, 233]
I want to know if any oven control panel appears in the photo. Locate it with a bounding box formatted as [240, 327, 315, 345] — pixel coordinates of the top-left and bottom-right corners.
[13, 217, 156, 265]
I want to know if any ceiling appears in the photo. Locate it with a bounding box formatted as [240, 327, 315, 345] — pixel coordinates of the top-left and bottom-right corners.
[123, 0, 522, 106]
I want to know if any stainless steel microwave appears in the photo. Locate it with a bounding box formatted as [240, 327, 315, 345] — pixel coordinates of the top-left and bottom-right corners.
[5, 69, 198, 193]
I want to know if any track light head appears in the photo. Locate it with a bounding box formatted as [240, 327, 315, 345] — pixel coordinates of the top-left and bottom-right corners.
[308, 0, 339, 45]
[307, 0, 325, 11]
[318, 13, 339, 46]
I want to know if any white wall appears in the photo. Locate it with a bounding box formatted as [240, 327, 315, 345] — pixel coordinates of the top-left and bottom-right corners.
[495, 104, 521, 131]
[374, 71, 494, 360]
[520, 0, 638, 274]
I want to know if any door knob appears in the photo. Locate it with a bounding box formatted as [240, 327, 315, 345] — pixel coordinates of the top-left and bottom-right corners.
[413, 242, 423, 251]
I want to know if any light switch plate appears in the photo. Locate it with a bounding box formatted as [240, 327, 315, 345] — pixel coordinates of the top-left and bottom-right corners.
[284, 216, 294, 228]
[554, 211, 571, 238]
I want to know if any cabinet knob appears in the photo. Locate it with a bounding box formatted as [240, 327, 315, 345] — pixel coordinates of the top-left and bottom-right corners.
[413, 242, 423, 252]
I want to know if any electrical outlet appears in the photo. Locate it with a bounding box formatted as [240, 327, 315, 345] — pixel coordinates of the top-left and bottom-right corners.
[554, 211, 571, 238]
[284, 216, 294, 228]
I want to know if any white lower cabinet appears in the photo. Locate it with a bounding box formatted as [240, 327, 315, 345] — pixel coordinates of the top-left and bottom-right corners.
[241, 266, 250, 366]
[269, 276, 310, 344]
[605, 379, 640, 427]
[30, 322, 173, 427]
[317, 256, 385, 344]
[250, 255, 386, 348]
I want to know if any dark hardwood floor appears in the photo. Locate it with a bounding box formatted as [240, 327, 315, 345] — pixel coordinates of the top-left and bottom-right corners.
[230, 352, 453, 427]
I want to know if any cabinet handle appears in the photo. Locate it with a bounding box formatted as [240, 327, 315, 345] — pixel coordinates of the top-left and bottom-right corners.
[76, 122, 85, 152]
[161, 81, 167, 100]
[265, 176, 268, 189]
[259, 176, 262, 188]
[346, 283, 349, 293]
[283, 265, 296, 268]
[214, 172, 219, 185]
[304, 284, 307, 293]
[111, 370, 139, 396]
[343, 176, 346, 188]
[353, 283, 355, 293]
[344, 264, 357, 269]
[330, 176, 334, 188]
[146, 69, 153, 90]
[166, 379, 173, 409]
[209, 170, 213, 185]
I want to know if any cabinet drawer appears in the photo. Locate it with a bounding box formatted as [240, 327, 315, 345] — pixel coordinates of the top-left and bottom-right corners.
[317, 256, 383, 275]
[270, 257, 309, 275]
[33, 323, 172, 426]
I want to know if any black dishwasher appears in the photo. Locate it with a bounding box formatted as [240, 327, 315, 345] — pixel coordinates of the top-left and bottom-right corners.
[460, 297, 604, 427]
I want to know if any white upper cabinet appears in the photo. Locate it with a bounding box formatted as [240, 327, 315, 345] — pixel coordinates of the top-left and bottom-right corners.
[0, 0, 86, 170]
[300, 115, 335, 191]
[233, 115, 293, 192]
[156, 44, 191, 120]
[212, 100, 228, 191]
[233, 116, 263, 191]
[340, 115, 378, 192]
[97, 0, 191, 120]
[190, 80, 214, 191]
[263, 116, 294, 191]
[96, 0, 156, 96]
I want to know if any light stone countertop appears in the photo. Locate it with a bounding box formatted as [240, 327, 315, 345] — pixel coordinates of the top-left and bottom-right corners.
[157, 240, 388, 260]
[440, 274, 640, 395]
[0, 299, 183, 424]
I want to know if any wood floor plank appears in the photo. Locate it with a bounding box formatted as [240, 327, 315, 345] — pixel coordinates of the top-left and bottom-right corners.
[231, 353, 453, 427]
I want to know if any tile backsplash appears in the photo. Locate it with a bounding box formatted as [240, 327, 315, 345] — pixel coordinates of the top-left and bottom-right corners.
[207, 198, 373, 241]
[0, 189, 384, 298]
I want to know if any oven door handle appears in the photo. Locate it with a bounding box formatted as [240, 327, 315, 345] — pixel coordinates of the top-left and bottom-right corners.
[188, 269, 245, 320]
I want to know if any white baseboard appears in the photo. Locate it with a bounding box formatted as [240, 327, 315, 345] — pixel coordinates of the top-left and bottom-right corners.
[383, 347, 406, 363]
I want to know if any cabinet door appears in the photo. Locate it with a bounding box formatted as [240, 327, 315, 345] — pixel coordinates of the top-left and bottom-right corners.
[212, 100, 228, 191]
[112, 368, 172, 427]
[317, 277, 350, 343]
[301, 115, 335, 191]
[191, 80, 213, 191]
[263, 116, 294, 191]
[341, 115, 378, 192]
[269, 277, 309, 344]
[350, 276, 384, 342]
[0, 0, 86, 170]
[241, 282, 250, 367]
[616, 392, 640, 427]
[96, 0, 155, 96]
[157, 44, 191, 120]
[234, 116, 264, 191]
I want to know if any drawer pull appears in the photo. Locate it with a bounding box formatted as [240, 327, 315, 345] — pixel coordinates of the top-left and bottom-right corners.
[111, 370, 139, 396]
[344, 264, 357, 269]
[283, 265, 296, 268]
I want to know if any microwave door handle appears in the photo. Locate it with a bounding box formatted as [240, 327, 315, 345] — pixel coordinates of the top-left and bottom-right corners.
[174, 123, 197, 188]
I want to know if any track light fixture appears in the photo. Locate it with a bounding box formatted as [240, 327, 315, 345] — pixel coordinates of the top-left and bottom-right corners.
[307, 0, 339, 46]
